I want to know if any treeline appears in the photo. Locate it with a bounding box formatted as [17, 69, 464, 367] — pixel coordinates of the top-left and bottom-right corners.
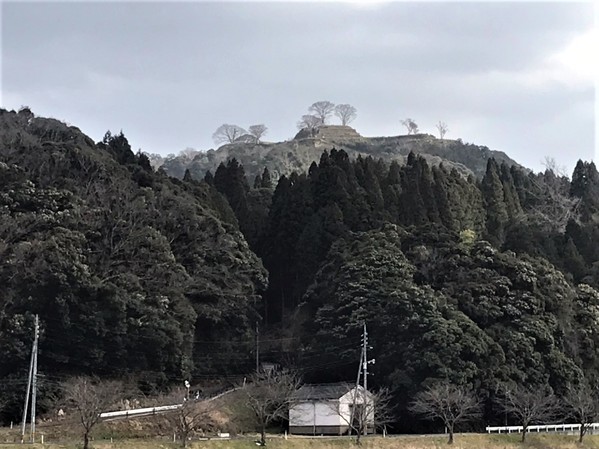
[2, 107, 599, 432]
[208, 147, 599, 430]
[0, 109, 267, 420]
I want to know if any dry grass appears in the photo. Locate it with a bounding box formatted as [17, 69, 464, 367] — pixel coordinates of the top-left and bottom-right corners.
[3, 432, 599, 449]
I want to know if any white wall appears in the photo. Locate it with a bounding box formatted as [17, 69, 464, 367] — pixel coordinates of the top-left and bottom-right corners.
[289, 403, 314, 427]
[289, 401, 342, 427]
[315, 402, 342, 426]
[339, 387, 374, 426]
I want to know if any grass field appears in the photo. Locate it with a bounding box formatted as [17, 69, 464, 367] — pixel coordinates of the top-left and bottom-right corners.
[3, 433, 599, 449]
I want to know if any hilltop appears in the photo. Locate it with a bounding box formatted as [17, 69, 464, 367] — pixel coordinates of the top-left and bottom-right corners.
[157, 125, 519, 181]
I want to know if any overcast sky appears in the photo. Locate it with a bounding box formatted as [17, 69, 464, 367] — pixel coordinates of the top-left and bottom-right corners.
[1, 1, 596, 174]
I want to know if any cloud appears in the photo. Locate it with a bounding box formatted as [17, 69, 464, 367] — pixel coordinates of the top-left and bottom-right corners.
[1, 1, 594, 173]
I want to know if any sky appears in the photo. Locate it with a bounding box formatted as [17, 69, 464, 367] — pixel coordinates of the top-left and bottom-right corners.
[1, 0, 596, 174]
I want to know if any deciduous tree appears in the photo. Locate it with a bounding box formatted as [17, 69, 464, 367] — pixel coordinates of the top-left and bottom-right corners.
[297, 115, 322, 132]
[249, 124, 268, 143]
[334, 104, 357, 126]
[212, 124, 247, 145]
[62, 377, 123, 449]
[243, 369, 301, 446]
[498, 385, 558, 442]
[410, 382, 481, 445]
[309, 101, 335, 125]
[436, 121, 448, 139]
[160, 390, 217, 448]
[562, 381, 599, 443]
[401, 118, 419, 135]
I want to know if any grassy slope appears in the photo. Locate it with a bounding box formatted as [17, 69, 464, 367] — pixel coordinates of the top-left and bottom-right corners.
[3, 434, 599, 449]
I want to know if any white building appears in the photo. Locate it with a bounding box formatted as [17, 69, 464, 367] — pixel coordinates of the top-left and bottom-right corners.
[289, 383, 374, 435]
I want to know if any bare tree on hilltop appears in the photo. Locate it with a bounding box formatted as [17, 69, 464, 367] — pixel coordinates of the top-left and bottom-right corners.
[334, 104, 357, 126]
[249, 124, 268, 143]
[212, 124, 247, 145]
[309, 101, 335, 125]
[297, 114, 323, 133]
[436, 121, 449, 139]
[401, 118, 419, 135]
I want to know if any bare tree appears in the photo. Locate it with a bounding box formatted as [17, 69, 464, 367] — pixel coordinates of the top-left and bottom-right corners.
[178, 147, 199, 161]
[562, 381, 599, 443]
[410, 382, 481, 444]
[249, 124, 268, 143]
[334, 104, 357, 126]
[436, 121, 449, 139]
[497, 385, 558, 442]
[309, 101, 335, 125]
[243, 369, 301, 446]
[401, 118, 419, 135]
[297, 115, 323, 133]
[212, 124, 247, 145]
[323, 386, 393, 445]
[160, 390, 217, 448]
[541, 156, 568, 177]
[62, 376, 124, 449]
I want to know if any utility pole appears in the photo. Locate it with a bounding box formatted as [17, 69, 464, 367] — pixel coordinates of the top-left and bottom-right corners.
[362, 322, 368, 436]
[31, 315, 39, 443]
[362, 322, 368, 397]
[255, 321, 260, 372]
[349, 327, 364, 436]
[21, 314, 39, 443]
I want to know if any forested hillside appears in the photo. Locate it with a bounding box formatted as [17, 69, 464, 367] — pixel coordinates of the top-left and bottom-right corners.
[2, 107, 599, 432]
[159, 125, 519, 182]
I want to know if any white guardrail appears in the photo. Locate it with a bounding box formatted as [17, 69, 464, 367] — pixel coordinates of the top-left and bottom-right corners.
[486, 423, 599, 434]
[99, 387, 239, 421]
[100, 404, 182, 420]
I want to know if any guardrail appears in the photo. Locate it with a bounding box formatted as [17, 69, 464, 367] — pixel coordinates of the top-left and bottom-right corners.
[99, 387, 240, 421]
[100, 404, 182, 420]
[486, 423, 599, 434]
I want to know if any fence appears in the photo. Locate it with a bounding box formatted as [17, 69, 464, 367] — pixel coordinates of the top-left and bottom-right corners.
[485, 423, 599, 434]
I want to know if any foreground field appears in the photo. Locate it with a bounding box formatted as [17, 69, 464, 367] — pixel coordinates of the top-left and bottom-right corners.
[4, 434, 599, 449]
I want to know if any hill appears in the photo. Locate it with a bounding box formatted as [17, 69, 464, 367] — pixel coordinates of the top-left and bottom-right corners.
[2, 108, 599, 437]
[159, 125, 519, 181]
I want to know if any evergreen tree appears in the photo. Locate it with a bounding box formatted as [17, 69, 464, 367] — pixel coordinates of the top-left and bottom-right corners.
[481, 158, 508, 246]
[260, 167, 272, 189]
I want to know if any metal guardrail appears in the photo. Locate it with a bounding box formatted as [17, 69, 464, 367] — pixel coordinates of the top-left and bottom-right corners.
[100, 404, 182, 420]
[99, 387, 240, 421]
[486, 423, 599, 434]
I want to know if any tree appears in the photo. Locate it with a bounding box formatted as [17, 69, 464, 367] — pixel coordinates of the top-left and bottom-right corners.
[297, 114, 322, 132]
[334, 104, 357, 126]
[401, 118, 419, 135]
[562, 382, 599, 443]
[62, 377, 123, 449]
[179, 147, 198, 161]
[243, 369, 301, 446]
[212, 124, 247, 145]
[309, 101, 335, 125]
[498, 385, 558, 442]
[409, 382, 481, 444]
[436, 121, 448, 139]
[325, 387, 393, 445]
[249, 124, 268, 143]
[161, 390, 216, 448]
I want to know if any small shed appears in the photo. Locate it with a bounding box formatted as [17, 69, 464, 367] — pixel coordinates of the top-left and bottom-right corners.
[289, 383, 374, 435]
